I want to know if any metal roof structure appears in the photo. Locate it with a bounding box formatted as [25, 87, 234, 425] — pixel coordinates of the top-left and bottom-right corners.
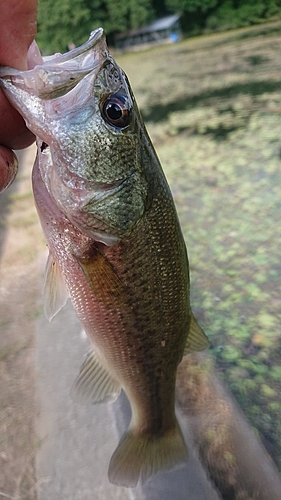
[115, 14, 181, 50]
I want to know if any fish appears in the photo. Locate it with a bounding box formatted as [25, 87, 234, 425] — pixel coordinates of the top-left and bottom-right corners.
[0, 29, 209, 487]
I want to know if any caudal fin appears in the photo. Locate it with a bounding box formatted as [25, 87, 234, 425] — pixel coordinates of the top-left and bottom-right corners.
[108, 423, 188, 488]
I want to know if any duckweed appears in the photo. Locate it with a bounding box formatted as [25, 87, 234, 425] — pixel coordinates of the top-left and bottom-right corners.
[260, 384, 276, 398]
[269, 366, 281, 381]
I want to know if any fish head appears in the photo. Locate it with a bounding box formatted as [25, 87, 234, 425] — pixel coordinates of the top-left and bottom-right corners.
[0, 29, 151, 245]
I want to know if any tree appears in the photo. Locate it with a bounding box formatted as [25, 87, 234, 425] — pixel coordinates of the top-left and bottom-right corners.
[37, 0, 155, 54]
[37, 0, 108, 54]
[165, 0, 219, 14]
[106, 0, 154, 32]
[165, 0, 281, 33]
[164, 0, 220, 34]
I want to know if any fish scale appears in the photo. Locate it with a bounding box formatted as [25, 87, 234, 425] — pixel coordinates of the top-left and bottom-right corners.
[0, 28, 209, 488]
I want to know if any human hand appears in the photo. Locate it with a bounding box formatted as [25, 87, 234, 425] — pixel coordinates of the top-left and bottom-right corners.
[0, 0, 38, 192]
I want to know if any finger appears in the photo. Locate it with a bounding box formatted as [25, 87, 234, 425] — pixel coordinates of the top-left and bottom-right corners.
[0, 0, 37, 151]
[0, 0, 38, 70]
[0, 145, 18, 193]
[0, 90, 35, 149]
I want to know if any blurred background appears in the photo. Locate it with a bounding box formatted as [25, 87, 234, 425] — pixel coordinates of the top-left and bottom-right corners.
[1, 1, 281, 499]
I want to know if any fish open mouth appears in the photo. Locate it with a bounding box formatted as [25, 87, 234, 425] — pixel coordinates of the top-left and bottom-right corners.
[37, 29, 108, 99]
[0, 28, 108, 100]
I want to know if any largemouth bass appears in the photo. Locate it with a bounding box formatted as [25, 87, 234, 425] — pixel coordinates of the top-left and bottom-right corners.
[0, 29, 209, 487]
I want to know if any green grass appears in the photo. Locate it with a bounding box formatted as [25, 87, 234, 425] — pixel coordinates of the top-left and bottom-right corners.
[116, 23, 281, 469]
[9, 191, 33, 202]
[9, 213, 38, 228]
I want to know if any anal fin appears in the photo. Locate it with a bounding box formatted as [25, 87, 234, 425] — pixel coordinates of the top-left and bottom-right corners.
[184, 313, 210, 355]
[71, 349, 121, 404]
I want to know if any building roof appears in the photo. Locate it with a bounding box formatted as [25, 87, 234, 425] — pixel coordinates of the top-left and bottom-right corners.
[115, 14, 180, 40]
[142, 14, 180, 33]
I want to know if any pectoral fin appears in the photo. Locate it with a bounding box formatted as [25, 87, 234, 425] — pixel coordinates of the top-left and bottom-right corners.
[184, 313, 210, 355]
[71, 349, 121, 404]
[43, 252, 68, 321]
[75, 249, 126, 308]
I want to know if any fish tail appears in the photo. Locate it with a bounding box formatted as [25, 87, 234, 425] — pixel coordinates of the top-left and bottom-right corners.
[108, 422, 188, 488]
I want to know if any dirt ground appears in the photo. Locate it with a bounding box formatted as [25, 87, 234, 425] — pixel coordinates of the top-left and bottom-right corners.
[0, 145, 44, 500]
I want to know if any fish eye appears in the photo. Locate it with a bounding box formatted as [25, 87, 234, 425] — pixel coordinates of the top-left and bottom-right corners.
[101, 94, 131, 128]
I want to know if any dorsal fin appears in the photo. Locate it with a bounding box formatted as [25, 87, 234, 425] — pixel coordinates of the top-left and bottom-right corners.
[43, 252, 68, 321]
[184, 313, 210, 355]
[71, 349, 121, 404]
